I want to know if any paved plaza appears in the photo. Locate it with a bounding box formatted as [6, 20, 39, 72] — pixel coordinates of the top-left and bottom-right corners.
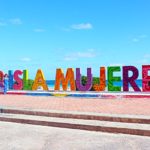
[0, 95, 150, 149]
[0, 95, 150, 115]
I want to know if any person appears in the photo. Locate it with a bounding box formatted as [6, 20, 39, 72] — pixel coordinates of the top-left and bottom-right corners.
[3, 74, 8, 94]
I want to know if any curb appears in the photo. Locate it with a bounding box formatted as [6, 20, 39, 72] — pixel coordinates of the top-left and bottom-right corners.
[0, 116, 150, 137]
[1, 108, 150, 124]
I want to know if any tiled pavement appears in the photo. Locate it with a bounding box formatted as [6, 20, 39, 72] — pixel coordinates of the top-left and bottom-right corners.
[0, 95, 150, 115]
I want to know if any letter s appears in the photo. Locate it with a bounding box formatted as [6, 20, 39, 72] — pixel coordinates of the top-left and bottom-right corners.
[13, 70, 23, 90]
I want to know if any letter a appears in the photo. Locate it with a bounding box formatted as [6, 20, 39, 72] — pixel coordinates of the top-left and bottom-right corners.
[32, 69, 48, 91]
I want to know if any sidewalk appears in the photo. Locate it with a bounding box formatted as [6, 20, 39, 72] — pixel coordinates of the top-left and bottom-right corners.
[1, 122, 150, 150]
[0, 95, 150, 115]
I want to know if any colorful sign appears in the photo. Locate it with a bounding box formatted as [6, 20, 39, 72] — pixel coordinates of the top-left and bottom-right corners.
[0, 65, 150, 92]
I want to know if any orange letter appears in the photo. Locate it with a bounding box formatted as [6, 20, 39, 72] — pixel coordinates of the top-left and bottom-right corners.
[54, 68, 76, 91]
[93, 67, 106, 91]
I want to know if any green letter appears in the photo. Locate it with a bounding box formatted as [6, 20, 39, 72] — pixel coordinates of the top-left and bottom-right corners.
[108, 66, 121, 91]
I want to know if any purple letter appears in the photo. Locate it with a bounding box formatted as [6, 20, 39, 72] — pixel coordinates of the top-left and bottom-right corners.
[76, 68, 92, 91]
[123, 66, 141, 91]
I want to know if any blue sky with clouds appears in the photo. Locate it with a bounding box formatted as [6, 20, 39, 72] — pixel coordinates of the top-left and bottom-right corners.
[0, 0, 150, 79]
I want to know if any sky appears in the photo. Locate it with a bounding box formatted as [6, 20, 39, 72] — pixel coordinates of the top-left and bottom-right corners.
[0, 0, 150, 79]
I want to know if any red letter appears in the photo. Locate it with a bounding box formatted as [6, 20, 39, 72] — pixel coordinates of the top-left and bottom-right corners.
[0, 71, 4, 88]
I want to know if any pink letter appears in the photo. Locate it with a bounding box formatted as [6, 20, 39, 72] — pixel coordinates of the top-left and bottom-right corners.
[13, 70, 23, 90]
[142, 65, 150, 92]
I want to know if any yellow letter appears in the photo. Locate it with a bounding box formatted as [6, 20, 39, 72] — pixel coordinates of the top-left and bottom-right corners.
[32, 69, 48, 91]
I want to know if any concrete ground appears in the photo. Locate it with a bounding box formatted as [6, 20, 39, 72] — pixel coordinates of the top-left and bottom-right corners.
[0, 122, 150, 150]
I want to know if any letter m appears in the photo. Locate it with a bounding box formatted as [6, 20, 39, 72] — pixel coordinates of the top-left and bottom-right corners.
[54, 68, 76, 91]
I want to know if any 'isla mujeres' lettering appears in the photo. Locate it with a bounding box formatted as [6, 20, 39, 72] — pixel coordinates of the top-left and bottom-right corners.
[0, 65, 150, 92]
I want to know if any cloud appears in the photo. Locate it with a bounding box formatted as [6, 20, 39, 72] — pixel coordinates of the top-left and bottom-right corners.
[132, 38, 139, 42]
[64, 57, 77, 61]
[132, 34, 147, 43]
[109, 63, 123, 66]
[77, 51, 95, 58]
[0, 18, 22, 26]
[9, 18, 22, 25]
[144, 54, 150, 58]
[0, 22, 7, 26]
[137, 54, 150, 64]
[33, 28, 46, 32]
[64, 49, 96, 61]
[21, 57, 31, 62]
[139, 34, 147, 38]
[137, 59, 148, 64]
[61, 27, 71, 32]
[71, 23, 93, 30]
